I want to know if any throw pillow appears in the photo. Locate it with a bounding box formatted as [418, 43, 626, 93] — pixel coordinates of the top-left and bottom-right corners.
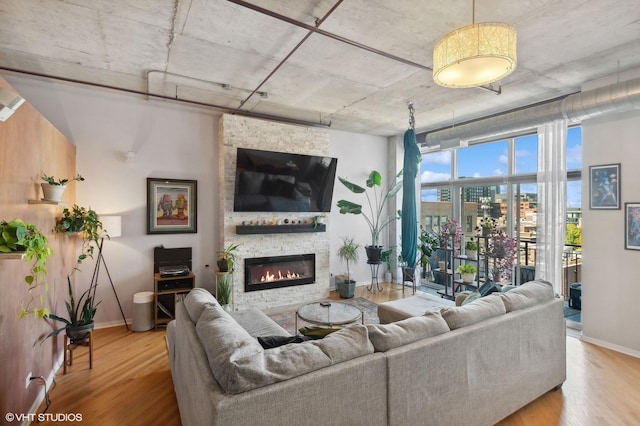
[299, 325, 341, 339]
[366, 311, 450, 352]
[440, 295, 506, 330]
[461, 291, 481, 306]
[257, 335, 312, 349]
[496, 279, 555, 312]
[478, 280, 502, 296]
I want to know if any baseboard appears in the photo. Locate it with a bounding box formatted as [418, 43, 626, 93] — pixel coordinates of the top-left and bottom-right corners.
[94, 318, 132, 329]
[580, 335, 640, 359]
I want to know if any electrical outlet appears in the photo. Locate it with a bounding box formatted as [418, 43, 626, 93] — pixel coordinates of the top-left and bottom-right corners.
[25, 372, 32, 389]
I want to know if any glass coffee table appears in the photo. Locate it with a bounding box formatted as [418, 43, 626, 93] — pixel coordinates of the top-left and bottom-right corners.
[295, 301, 363, 332]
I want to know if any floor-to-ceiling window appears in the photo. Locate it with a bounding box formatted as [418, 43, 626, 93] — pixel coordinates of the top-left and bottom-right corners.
[420, 127, 582, 295]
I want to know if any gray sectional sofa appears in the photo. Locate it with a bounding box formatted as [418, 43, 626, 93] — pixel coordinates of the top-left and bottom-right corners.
[166, 280, 566, 426]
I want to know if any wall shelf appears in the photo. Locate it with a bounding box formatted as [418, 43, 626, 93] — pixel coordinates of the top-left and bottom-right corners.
[236, 223, 326, 235]
[28, 199, 67, 206]
[0, 252, 26, 260]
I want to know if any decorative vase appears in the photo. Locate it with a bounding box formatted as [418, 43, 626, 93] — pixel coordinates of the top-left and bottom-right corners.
[384, 271, 392, 283]
[41, 183, 66, 202]
[466, 249, 477, 260]
[482, 227, 491, 236]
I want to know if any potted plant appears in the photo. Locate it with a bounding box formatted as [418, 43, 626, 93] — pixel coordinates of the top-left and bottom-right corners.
[419, 229, 439, 279]
[439, 218, 462, 254]
[216, 273, 233, 311]
[456, 263, 477, 284]
[476, 216, 496, 236]
[311, 214, 327, 229]
[0, 219, 53, 319]
[336, 170, 402, 262]
[46, 276, 99, 343]
[217, 243, 239, 272]
[487, 229, 517, 281]
[41, 173, 84, 202]
[336, 236, 359, 298]
[55, 205, 104, 267]
[465, 238, 478, 260]
[380, 247, 394, 283]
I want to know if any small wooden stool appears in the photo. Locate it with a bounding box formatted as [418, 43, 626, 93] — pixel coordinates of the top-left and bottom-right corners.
[63, 331, 93, 374]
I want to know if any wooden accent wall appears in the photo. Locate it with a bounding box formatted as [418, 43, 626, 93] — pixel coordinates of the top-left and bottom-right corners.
[0, 76, 77, 416]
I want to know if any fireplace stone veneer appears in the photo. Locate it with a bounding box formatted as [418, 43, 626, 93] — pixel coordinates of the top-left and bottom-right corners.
[245, 254, 315, 292]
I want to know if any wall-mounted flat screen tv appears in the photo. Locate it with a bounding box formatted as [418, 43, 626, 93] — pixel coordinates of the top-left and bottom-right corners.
[233, 147, 338, 212]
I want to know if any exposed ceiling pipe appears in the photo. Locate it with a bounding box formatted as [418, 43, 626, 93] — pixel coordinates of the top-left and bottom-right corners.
[233, 0, 344, 112]
[424, 77, 640, 147]
[0, 66, 332, 129]
[228, 0, 502, 95]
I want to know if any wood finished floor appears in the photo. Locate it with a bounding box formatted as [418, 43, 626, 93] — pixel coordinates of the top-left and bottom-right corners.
[38, 283, 640, 425]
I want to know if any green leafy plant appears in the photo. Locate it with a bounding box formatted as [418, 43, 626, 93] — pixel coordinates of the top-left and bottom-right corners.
[336, 170, 402, 248]
[311, 214, 327, 229]
[46, 275, 99, 338]
[55, 205, 104, 268]
[337, 236, 360, 283]
[0, 219, 53, 319]
[465, 238, 478, 251]
[419, 229, 439, 266]
[456, 264, 477, 274]
[217, 243, 239, 272]
[381, 247, 394, 272]
[41, 173, 84, 186]
[217, 273, 233, 305]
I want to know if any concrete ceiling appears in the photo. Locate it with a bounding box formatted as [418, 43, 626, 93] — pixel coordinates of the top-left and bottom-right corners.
[1, 0, 639, 136]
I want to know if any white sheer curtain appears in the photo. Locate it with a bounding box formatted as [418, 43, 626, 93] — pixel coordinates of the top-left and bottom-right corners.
[536, 120, 568, 294]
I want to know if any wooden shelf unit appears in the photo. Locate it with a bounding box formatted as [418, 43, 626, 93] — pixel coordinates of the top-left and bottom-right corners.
[153, 272, 194, 328]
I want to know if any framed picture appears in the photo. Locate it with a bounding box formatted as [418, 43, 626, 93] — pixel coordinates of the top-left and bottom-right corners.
[589, 163, 621, 210]
[625, 203, 640, 250]
[147, 178, 197, 234]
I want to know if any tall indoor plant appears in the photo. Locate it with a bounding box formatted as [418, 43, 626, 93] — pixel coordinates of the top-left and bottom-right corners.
[46, 275, 99, 343]
[336, 170, 402, 262]
[0, 219, 52, 318]
[336, 236, 359, 298]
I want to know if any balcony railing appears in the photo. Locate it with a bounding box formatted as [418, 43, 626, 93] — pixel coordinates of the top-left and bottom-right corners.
[518, 239, 581, 298]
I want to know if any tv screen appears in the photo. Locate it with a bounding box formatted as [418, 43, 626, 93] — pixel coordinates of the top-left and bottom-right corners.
[233, 148, 338, 212]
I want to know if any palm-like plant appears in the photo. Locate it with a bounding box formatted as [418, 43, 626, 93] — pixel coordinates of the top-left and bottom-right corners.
[336, 170, 402, 248]
[46, 276, 100, 339]
[337, 236, 360, 283]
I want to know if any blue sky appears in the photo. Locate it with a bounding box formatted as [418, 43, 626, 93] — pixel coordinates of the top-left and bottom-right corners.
[420, 127, 583, 207]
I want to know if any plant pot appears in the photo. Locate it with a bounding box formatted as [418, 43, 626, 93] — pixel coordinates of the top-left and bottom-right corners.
[384, 271, 392, 283]
[217, 259, 230, 272]
[66, 322, 94, 344]
[365, 246, 383, 263]
[466, 249, 477, 260]
[482, 227, 491, 236]
[337, 280, 356, 299]
[461, 273, 476, 284]
[41, 183, 66, 202]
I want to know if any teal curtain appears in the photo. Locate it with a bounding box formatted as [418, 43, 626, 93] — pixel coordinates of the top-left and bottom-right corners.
[401, 129, 421, 268]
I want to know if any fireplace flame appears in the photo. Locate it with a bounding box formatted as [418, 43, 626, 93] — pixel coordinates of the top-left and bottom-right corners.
[260, 270, 301, 282]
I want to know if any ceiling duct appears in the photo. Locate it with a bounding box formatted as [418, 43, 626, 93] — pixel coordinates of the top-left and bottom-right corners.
[424, 77, 640, 147]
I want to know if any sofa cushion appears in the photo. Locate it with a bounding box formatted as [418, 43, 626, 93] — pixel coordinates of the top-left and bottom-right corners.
[461, 291, 481, 306]
[496, 279, 555, 312]
[366, 311, 450, 352]
[440, 295, 506, 330]
[196, 306, 373, 395]
[377, 292, 454, 323]
[183, 288, 218, 323]
[310, 324, 374, 363]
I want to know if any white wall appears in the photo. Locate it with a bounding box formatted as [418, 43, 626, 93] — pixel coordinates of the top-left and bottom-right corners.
[582, 107, 640, 356]
[5, 74, 389, 324]
[580, 69, 640, 356]
[328, 129, 390, 286]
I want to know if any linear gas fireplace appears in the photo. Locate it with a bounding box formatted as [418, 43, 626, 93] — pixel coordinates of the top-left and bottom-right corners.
[244, 254, 315, 292]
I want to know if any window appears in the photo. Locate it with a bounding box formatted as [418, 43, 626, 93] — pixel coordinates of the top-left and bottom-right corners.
[457, 140, 508, 178]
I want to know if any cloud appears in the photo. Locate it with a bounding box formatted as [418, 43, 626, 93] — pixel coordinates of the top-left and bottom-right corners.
[421, 170, 450, 183]
[423, 151, 451, 165]
[499, 153, 508, 164]
[566, 144, 582, 168]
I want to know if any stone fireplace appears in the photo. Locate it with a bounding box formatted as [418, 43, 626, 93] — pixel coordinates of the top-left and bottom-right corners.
[218, 114, 331, 310]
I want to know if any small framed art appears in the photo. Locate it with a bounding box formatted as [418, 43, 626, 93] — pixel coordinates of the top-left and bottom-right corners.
[625, 202, 640, 250]
[589, 163, 621, 210]
[147, 178, 197, 234]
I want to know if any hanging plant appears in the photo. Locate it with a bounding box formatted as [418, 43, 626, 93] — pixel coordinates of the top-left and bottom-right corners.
[55, 205, 104, 268]
[0, 219, 53, 319]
